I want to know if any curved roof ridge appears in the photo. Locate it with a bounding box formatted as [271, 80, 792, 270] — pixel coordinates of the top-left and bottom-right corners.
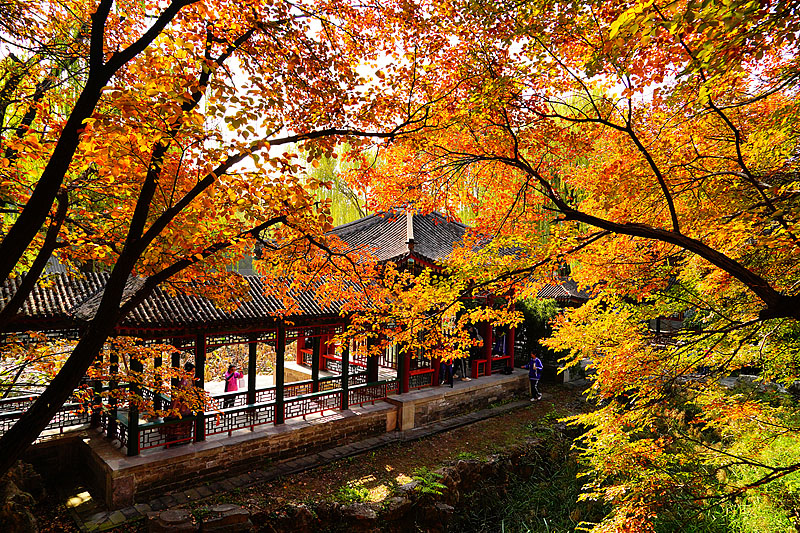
[422, 210, 470, 230]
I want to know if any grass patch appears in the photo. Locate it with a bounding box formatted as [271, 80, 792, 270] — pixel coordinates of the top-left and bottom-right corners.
[333, 483, 371, 504]
[453, 451, 481, 461]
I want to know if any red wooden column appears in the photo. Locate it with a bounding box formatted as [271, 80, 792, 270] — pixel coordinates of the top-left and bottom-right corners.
[507, 326, 516, 369]
[366, 337, 379, 383]
[194, 333, 207, 442]
[247, 334, 257, 405]
[296, 336, 303, 365]
[432, 357, 441, 387]
[483, 322, 493, 376]
[275, 321, 286, 424]
[399, 348, 411, 394]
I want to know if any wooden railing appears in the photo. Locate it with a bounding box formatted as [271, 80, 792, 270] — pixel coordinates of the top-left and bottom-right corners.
[114, 377, 398, 454]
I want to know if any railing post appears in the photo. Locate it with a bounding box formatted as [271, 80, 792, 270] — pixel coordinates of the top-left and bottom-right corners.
[311, 336, 321, 393]
[127, 351, 142, 456]
[340, 341, 350, 411]
[275, 322, 285, 424]
[195, 333, 206, 442]
[107, 348, 119, 439]
[247, 334, 257, 405]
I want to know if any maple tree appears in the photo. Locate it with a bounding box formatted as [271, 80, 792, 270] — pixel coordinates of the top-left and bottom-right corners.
[0, 0, 446, 476]
[347, 0, 800, 530]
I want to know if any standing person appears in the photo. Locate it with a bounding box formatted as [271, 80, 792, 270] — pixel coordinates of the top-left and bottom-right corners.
[223, 364, 243, 408]
[467, 324, 483, 376]
[524, 353, 543, 401]
[454, 356, 471, 381]
[440, 359, 454, 387]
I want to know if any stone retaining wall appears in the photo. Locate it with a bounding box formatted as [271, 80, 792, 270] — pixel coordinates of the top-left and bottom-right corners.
[23, 373, 526, 510]
[88, 402, 396, 508]
[386, 373, 528, 430]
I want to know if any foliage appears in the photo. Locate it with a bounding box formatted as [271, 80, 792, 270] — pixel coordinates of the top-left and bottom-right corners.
[345, 0, 800, 530]
[334, 482, 370, 504]
[517, 298, 561, 363]
[411, 467, 447, 497]
[0, 0, 446, 474]
[453, 451, 481, 461]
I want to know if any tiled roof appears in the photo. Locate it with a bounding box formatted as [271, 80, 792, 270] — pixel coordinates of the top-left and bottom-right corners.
[1, 272, 343, 332]
[536, 277, 591, 302]
[330, 210, 468, 264]
[2, 214, 590, 333]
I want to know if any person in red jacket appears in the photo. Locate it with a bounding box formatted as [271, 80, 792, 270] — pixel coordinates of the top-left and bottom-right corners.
[223, 364, 243, 408]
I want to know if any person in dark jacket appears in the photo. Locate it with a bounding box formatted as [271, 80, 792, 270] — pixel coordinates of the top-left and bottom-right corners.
[523, 354, 543, 401]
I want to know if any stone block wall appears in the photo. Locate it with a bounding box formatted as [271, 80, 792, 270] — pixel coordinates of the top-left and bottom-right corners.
[24, 373, 526, 510]
[414, 375, 527, 427]
[94, 403, 394, 508]
[386, 374, 528, 430]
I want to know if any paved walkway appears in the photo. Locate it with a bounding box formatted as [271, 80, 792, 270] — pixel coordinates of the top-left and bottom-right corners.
[72, 397, 533, 531]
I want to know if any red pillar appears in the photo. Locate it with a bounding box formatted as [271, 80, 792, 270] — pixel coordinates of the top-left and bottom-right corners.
[400, 349, 411, 393]
[296, 335, 303, 365]
[508, 326, 516, 369]
[432, 357, 441, 387]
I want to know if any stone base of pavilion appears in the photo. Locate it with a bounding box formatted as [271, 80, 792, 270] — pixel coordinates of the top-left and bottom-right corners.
[386, 372, 528, 431]
[54, 372, 528, 509]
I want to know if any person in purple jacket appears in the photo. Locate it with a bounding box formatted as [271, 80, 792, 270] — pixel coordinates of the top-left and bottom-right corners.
[524, 354, 543, 401]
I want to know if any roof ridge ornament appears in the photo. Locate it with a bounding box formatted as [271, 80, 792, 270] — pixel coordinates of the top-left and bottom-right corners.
[406, 208, 415, 253]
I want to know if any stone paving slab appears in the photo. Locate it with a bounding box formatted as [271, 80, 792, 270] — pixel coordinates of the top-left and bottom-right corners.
[76, 397, 531, 532]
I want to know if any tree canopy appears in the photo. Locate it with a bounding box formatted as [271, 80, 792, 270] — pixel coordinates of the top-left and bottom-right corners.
[1, 0, 800, 528]
[347, 0, 800, 530]
[0, 0, 440, 475]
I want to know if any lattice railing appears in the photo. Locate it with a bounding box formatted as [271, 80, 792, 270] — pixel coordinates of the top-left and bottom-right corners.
[283, 389, 342, 420]
[379, 347, 398, 369]
[110, 414, 129, 448]
[0, 401, 91, 441]
[209, 389, 249, 410]
[138, 417, 193, 451]
[255, 387, 276, 403]
[285, 380, 315, 398]
[205, 402, 275, 436]
[348, 380, 399, 407]
[1, 371, 403, 455]
[490, 355, 512, 373]
[409, 369, 435, 390]
[0, 394, 38, 412]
